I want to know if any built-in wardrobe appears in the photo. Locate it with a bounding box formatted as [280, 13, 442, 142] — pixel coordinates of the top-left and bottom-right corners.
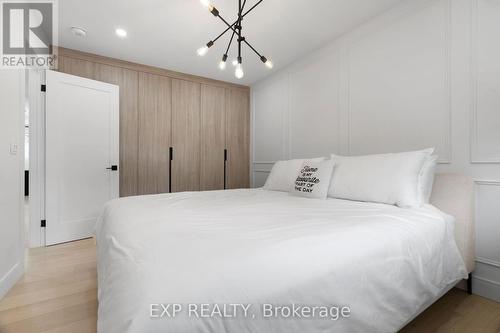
[56, 47, 250, 197]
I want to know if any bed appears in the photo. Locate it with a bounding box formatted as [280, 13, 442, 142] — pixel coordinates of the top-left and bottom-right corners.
[95, 173, 474, 333]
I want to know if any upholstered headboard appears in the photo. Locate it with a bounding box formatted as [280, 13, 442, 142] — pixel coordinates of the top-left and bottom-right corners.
[430, 173, 475, 273]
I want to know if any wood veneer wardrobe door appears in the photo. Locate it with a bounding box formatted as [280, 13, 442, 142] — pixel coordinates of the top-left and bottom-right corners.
[138, 73, 172, 195]
[225, 88, 250, 189]
[95, 64, 139, 197]
[171, 79, 201, 192]
[200, 85, 226, 191]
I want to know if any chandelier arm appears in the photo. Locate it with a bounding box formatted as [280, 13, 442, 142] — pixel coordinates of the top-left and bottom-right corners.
[243, 39, 263, 58]
[225, 29, 236, 55]
[238, 0, 242, 61]
[213, 13, 264, 61]
[215, 14, 239, 37]
[241, 0, 264, 18]
[212, 28, 232, 44]
[208, 0, 264, 46]
[240, 0, 247, 16]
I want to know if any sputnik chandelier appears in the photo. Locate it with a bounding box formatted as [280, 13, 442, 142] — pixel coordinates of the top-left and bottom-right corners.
[197, 0, 273, 79]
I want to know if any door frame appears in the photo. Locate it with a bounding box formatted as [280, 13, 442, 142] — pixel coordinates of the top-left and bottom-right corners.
[28, 69, 46, 248]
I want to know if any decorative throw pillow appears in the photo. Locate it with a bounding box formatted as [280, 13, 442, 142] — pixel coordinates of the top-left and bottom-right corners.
[263, 157, 325, 192]
[291, 159, 335, 199]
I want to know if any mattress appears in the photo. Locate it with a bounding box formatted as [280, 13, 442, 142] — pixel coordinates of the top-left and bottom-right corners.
[95, 189, 467, 333]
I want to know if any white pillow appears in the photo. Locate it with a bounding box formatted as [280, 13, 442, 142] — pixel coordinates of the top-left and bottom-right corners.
[263, 157, 325, 192]
[292, 159, 335, 199]
[328, 149, 434, 207]
[418, 155, 438, 204]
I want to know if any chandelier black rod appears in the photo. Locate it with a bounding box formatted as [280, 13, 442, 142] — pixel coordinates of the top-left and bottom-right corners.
[240, 0, 248, 15]
[241, 0, 263, 19]
[214, 12, 264, 60]
[243, 38, 263, 58]
[237, 0, 248, 60]
[216, 14, 239, 40]
[213, 27, 231, 44]
[225, 30, 236, 56]
[237, 0, 242, 61]
[209, 0, 263, 46]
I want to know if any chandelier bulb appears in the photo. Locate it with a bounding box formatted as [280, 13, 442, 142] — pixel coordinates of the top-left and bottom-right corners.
[197, 41, 214, 56]
[197, 46, 209, 56]
[200, 0, 211, 8]
[219, 54, 228, 70]
[260, 56, 273, 69]
[235, 63, 244, 79]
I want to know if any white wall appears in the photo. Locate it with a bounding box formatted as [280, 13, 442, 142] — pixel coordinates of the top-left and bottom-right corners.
[251, 0, 500, 301]
[0, 70, 25, 299]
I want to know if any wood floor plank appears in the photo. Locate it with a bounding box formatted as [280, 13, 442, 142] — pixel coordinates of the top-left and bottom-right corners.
[0, 278, 96, 312]
[400, 289, 500, 332]
[0, 239, 499, 333]
[40, 316, 97, 333]
[0, 299, 97, 333]
[0, 289, 97, 325]
[15, 267, 97, 286]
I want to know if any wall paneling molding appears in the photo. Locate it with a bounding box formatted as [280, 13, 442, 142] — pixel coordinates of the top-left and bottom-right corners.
[470, 0, 500, 163]
[474, 179, 500, 300]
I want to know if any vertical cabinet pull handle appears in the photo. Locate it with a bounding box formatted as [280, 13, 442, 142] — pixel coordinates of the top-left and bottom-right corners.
[224, 149, 227, 190]
[169, 147, 173, 193]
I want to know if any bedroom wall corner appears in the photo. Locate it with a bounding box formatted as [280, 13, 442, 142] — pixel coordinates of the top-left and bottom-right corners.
[0, 69, 26, 299]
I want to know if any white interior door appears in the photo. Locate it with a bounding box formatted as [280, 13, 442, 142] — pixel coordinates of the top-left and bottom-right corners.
[45, 70, 119, 246]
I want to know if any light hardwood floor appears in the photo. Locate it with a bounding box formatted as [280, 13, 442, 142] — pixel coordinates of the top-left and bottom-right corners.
[0, 239, 97, 333]
[0, 239, 499, 333]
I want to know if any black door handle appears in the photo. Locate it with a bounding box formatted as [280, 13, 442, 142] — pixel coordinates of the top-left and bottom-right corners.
[106, 165, 118, 171]
[224, 149, 227, 190]
[169, 147, 173, 193]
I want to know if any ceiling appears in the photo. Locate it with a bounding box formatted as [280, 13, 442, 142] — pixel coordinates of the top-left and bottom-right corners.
[58, 0, 403, 85]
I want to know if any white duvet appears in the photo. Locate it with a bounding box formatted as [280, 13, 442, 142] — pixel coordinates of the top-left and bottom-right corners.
[96, 189, 467, 333]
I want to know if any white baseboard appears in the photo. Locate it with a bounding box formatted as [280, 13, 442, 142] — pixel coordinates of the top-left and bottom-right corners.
[0, 262, 24, 300]
[473, 259, 500, 302]
[473, 276, 500, 303]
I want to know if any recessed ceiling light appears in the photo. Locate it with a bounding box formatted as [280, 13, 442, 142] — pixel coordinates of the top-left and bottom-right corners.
[70, 26, 87, 37]
[115, 28, 127, 38]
